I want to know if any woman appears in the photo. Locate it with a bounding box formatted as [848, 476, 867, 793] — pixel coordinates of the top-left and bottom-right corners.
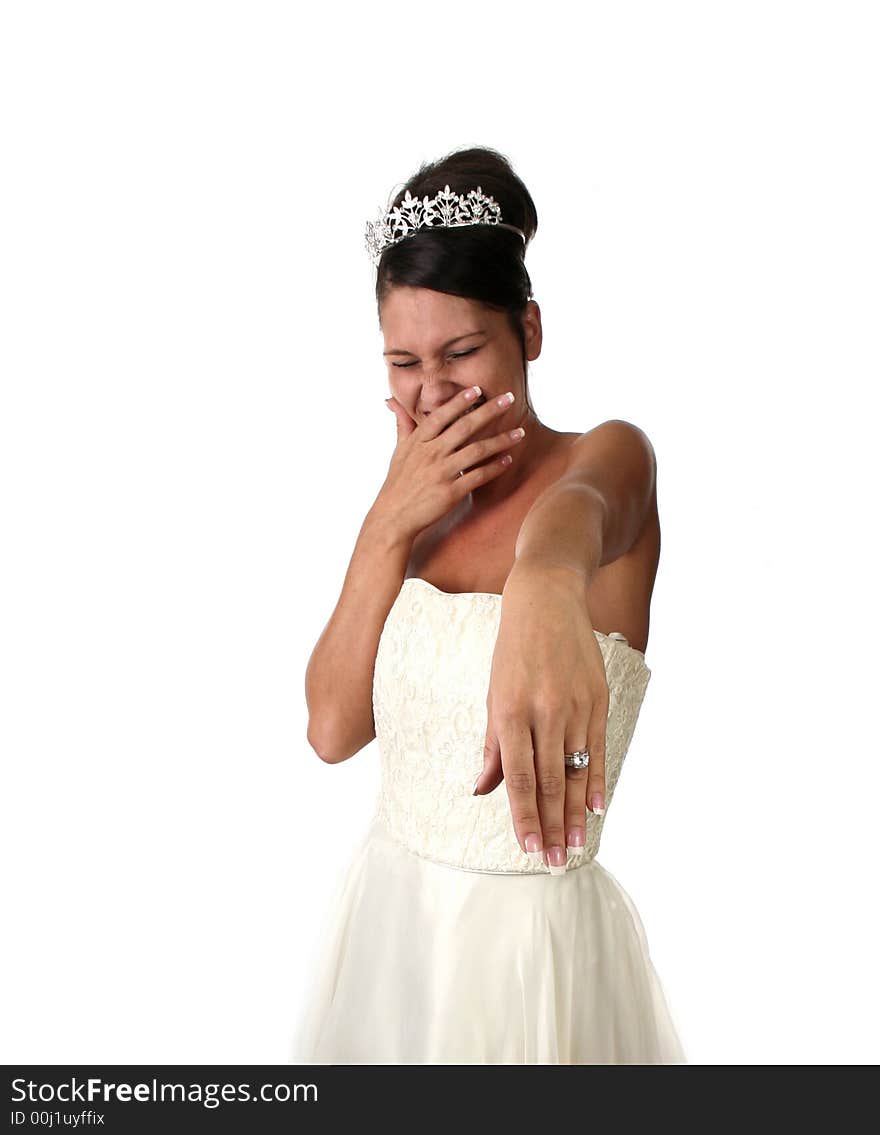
[292, 145, 686, 1064]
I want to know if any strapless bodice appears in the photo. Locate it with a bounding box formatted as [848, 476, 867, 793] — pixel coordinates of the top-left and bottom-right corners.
[370, 577, 652, 874]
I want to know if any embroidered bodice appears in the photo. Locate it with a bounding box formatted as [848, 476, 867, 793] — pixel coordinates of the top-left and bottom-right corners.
[370, 577, 652, 874]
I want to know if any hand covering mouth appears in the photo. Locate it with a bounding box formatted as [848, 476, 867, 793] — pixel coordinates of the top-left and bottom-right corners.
[424, 394, 487, 416]
[461, 394, 488, 415]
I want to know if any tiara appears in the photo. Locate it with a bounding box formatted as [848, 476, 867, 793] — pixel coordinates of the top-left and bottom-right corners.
[364, 183, 526, 266]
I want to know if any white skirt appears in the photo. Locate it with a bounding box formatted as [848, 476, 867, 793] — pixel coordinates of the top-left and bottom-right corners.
[290, 819, 686, 1065]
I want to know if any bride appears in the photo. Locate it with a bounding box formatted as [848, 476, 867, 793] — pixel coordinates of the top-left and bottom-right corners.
[291, 144, 686, 1064]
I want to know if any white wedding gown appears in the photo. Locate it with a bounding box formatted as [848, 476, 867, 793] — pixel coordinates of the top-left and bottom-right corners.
[291, 577, 686, 1064]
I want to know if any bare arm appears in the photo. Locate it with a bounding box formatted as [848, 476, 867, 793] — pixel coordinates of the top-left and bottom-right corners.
[305, 509, 413, 763]
[477, 420, 657, 859]
[513, 419, 656, 578]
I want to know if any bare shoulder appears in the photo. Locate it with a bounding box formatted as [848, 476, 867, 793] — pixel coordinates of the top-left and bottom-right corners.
[563, 418, 656, 484]
[560, 419, 658, 564]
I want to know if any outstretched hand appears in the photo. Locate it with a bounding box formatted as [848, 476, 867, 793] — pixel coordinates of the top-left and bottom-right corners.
[473, 559, 609, 873]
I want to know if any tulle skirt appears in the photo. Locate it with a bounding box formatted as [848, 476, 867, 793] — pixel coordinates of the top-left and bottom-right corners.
[290, 819, 686, 1065]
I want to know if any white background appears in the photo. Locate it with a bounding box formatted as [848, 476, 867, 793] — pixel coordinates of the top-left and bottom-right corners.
[2, 0, 878, 1064]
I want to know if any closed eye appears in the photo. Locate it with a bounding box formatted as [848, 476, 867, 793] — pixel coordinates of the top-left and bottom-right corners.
[391, 347, 479, 369]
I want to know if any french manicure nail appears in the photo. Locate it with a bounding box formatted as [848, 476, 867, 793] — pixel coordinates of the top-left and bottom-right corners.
[525, 832, 543, 864]
[472, 774, 481, 795]
[590, 793, 605, 815]
[547, 845, 566, 875]
[566, 828, 585, 855]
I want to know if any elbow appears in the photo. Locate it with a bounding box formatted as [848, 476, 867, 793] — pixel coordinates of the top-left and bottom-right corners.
[305, 664, 349, 763]
[306, 724, 348, 764]
[306, 718, 371, 764]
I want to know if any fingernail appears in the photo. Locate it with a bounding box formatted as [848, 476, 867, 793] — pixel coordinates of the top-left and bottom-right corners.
[546, 845, 566, 875]
[566, 828, 585, 855]
[525, 832, 543, 864]
[590, 793, 605, 815]
[472, 774, 481, 796]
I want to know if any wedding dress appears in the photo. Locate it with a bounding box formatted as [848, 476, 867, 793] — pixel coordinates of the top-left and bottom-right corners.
[291, 576, 686, 1064]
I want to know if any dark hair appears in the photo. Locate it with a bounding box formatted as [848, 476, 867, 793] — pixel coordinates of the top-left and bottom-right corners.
[375, 145, 538, 371]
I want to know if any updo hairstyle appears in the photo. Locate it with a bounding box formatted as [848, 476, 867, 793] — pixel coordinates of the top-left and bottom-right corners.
[375, 145, 539, 373]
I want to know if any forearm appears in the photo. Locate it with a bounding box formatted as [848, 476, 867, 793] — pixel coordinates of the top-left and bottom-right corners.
[513, 482, 606, 587]
[305, 508, 412, 763]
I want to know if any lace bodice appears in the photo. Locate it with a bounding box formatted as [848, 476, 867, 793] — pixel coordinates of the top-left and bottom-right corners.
[370, 577, 652, 874]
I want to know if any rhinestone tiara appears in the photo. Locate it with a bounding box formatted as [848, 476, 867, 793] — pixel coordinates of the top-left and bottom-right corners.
[364, 183, 526, 266]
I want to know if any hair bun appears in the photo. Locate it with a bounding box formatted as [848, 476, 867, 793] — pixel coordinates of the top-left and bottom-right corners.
[375, 145, 537, 329]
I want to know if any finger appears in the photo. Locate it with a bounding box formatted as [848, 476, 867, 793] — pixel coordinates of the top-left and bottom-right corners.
[447, 421, 526, 478]
[420, 385, 486, 440]
[562, 717, 591, 856]
[442, 388, 518, 457]
[385, 396, 416, 436]
[454, 451, 515, 492]
[496, 717, 543, 864]
[473, 729, 504, 796]
[585, 694, 609, 816]
[531, 714, 567, 874]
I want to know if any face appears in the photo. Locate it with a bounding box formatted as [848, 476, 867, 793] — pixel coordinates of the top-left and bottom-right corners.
[380, 286, 541, 431]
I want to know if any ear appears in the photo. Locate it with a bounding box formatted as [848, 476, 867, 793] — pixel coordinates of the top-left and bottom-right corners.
[522, 299, 543, 362]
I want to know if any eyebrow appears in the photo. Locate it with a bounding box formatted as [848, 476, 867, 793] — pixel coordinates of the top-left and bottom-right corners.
[383, 330, 487, 357]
